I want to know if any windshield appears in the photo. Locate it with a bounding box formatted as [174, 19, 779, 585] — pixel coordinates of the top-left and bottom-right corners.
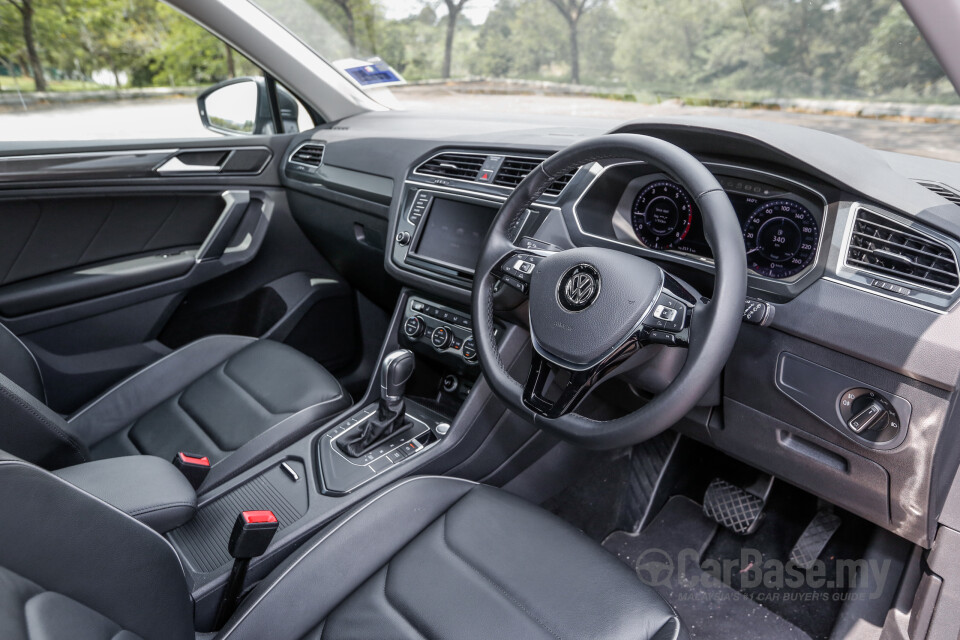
[255, 0, 959, 161]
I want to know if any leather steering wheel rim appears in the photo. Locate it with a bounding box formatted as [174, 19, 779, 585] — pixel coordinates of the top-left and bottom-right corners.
[470, 133, 747, 449]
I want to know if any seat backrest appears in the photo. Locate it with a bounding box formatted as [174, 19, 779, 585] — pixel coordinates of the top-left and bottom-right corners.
[0, 323, 90, 468]
[0, 450, 193, 640]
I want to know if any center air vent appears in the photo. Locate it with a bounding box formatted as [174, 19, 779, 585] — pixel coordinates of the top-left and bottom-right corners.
[416, 152, 486, 180]
[493, 156, 578, 196]
[289, 143, 325, 167]
[846, 207, 959, 293]
[415, 151, 577, 197]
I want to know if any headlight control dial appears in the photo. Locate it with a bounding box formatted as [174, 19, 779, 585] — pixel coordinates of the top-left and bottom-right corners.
[838, 387, 900, 444]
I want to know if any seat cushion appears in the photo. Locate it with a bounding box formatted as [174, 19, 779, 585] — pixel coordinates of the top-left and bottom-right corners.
[218, 477, 686, 640]
[69, 337, 350, 464]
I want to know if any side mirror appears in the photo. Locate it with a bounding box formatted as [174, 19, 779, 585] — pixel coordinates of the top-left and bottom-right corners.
[197, 77, 300, 136]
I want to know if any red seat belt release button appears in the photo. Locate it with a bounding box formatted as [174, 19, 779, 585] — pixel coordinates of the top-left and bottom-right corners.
[229, 510, 279, 559]
[172, 451, 210, 490]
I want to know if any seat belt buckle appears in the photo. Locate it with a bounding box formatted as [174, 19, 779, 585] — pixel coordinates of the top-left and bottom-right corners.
[172, 451, 210, 490]
[228, 510, 279, 559]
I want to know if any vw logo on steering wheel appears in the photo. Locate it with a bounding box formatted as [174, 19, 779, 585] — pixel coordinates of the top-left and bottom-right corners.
[558, 263, 601, 312]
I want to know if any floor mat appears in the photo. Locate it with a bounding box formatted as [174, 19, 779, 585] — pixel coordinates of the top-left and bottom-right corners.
[543, 432, 677, 542]
[702, 483, 871, 640]
[604, 496, 812, 640]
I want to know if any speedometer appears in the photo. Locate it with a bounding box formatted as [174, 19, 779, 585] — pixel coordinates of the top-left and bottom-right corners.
[631, 180, 694, 250]
[743, 199, 819, 278]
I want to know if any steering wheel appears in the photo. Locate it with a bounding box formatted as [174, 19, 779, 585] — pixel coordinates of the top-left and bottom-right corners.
[470, 133, 747, 449]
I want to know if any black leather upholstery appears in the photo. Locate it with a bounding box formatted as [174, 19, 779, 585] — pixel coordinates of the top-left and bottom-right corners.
[0, 457, 685, 639]
[0, 451, 193, 640]
[53, 456, 197, 534]
[219, 476, 686, 640]
[0, 332, 349, 470]
[0, 323, 45, 402]
[72, 337, 350, 463]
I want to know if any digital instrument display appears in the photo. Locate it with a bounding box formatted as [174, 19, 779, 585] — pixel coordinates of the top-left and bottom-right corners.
[629, 179, 820, 279]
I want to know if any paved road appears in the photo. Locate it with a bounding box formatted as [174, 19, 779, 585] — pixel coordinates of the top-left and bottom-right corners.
[2, 91, 959, 162]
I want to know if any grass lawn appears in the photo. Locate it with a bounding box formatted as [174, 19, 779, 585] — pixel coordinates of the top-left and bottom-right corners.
[0, 76, 117, 92]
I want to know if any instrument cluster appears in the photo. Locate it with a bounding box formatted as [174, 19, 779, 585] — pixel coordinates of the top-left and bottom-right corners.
[628, 175, 822, 279]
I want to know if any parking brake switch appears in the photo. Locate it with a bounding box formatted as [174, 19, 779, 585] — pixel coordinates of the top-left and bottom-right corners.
[214, 510, 279, 629]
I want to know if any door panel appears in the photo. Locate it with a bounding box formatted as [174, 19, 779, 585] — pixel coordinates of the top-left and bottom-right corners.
[0, 193, 222, 287]
[0, 136, 360, 414]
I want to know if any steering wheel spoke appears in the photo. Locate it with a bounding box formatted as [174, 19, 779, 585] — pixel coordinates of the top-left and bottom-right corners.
[523, 335, 643, 418]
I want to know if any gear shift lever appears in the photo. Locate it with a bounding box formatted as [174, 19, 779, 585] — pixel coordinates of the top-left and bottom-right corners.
[339, 350, 415, 457]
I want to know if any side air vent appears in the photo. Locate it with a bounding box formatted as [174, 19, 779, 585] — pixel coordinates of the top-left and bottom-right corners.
[493, 156, 578, 196]
[289, 143, 325, 167]
[416, 152, 486, 180]
[846, 207, 959, 293]
[915, 180, 960, 206]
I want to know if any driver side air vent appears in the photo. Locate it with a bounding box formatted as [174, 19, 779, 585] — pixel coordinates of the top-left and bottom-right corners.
[915, 180, 960, 206]
[416, 152, 486, 180]
[493, 156, 578, 196]
[846, 208, 960, 293]
[289, 143, 325, 167]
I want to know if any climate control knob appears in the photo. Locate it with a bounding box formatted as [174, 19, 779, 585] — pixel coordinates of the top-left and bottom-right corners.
[461, 336, 478, 362]
[403, 316, 425, 339]
[431, 326, 452, 350]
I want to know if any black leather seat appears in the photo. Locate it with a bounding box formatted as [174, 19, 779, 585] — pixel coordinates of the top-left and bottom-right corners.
[0, 326, 350, 470]
[0, 457, 686, 640]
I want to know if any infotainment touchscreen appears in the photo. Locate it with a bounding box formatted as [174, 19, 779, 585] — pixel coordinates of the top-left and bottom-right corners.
[412, 197, 499, 272]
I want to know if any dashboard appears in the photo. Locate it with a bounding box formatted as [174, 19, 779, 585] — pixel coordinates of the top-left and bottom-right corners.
[280, 111, 960, 548]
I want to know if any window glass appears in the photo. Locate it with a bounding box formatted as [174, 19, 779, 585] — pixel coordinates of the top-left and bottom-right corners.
[0, 0, 310, 141]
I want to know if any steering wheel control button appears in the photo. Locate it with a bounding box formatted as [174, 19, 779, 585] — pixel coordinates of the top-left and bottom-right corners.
[431, 326, 452, 350]
[403, 316, 425, 339]
[501, 274, 528, 294]
[653, 305, 678, 323]
[558, 263, 602, 312]
[643, 295, 685, 332]
[647, 330, 677, 346]
[513, 258, 535, 274]
[500, 253, 543, 284]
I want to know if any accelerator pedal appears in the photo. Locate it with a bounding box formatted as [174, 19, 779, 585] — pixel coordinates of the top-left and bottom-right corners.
[789, 510, 842, 570]
[703, 476, 773, 535]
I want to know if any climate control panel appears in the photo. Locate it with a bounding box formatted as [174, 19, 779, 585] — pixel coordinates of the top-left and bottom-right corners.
[401, 297, 483, 365]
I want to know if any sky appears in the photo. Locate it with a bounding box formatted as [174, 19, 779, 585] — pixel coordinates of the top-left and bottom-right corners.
[382, 0, 498, 24]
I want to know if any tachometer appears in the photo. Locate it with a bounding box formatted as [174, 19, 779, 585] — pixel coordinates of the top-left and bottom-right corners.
[631, 180, 694, 250]
[743, 199, 819, 278]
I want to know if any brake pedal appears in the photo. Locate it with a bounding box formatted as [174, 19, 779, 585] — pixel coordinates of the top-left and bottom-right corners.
[702, 477, 771, 535]
[789, 510, 841, 570]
